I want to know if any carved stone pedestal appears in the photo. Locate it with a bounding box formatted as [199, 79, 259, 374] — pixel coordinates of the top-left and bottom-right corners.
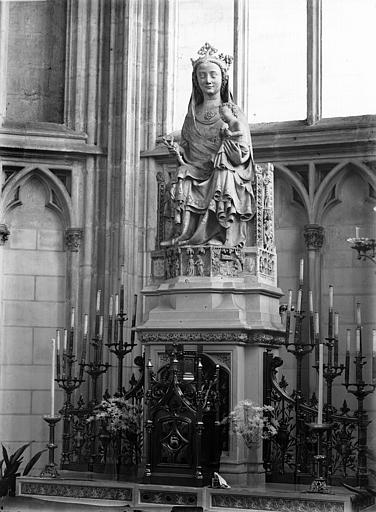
[138, 245, 284, 486]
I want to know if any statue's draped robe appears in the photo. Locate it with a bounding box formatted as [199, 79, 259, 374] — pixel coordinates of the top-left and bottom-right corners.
[171, 102, 255, 246]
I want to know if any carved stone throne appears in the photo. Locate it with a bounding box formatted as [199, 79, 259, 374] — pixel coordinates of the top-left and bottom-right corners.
[138, 163, 284, 486]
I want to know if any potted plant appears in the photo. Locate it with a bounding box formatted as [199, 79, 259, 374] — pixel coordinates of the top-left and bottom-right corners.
[0, 443, 46, 497]
[87, 396, 142, 478]
[229, 399, 279, 448]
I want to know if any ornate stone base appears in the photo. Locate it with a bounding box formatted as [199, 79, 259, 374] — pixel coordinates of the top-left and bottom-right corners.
[139, 273, 284, 341]
[17, 474, 368, 512]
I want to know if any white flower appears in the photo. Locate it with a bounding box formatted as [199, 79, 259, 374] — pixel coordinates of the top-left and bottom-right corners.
[228, 400, 279, 448]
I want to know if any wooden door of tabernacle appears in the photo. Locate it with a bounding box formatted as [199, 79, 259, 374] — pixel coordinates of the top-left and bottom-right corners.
[143, 345, 229, 486]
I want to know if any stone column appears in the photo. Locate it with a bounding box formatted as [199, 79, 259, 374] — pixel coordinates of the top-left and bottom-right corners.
[304, 223, 324, 391]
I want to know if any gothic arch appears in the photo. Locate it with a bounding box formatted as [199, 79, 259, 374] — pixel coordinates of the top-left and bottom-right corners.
[0, 165, 74, 229]
[314, 161, 376, 224]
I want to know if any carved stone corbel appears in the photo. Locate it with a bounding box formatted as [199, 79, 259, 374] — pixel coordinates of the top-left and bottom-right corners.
[65, 228, 83, 252]
[0, 224, 10, 245]
[304, 224, 324, 251]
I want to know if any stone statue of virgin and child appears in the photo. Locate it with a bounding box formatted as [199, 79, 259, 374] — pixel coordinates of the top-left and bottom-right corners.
[161, 42, 255, 249]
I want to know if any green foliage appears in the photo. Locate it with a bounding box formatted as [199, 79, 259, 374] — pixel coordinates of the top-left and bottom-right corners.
[0, 443, 46, 497]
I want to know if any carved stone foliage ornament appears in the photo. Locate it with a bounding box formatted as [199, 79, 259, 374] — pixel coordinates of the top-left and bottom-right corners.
[139, 330, 283, 346]
[304, 224, 324, 250]
[151, 245, 245, 280]
[65, 228, 83, 252]
[0, 224, 10, 245]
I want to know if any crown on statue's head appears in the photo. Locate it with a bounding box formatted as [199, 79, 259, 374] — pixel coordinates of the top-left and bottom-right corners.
[191, 42, 233, 73]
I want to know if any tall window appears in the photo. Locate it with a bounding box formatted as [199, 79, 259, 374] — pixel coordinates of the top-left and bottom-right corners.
[6, 0, 66, 124]
[176, 0, 376, 128]
[175, 0, 234, 128]
[249, 0, 307, 123]
[322, 0, 376, 118]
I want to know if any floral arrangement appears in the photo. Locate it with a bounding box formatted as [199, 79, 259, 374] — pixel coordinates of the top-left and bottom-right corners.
[229, 399, 278, 447]
[87, 397, 141, 436]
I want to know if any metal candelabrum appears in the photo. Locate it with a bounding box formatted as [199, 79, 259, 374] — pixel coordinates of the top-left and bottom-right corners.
[343, 323, 376, 487]
[40, 415, 62, 478]
[55, 327, 85, 466]
[106, 290, 138, 395]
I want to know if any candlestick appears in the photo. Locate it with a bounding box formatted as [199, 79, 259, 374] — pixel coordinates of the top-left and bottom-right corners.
[345, 329, 350, 385]
[317, 342, 324, 424]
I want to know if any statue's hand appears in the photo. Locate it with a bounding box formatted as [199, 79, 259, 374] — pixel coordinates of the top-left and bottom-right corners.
[162, 135, 184, 165]
[223, 139, 243, 165]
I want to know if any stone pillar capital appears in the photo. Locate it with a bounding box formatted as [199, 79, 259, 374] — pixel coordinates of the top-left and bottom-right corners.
[303, 224, 324, 251]
[0, 224, 10, 245]
[65, 228, 83, 252]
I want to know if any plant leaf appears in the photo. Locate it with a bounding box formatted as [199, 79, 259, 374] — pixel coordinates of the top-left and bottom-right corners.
[23, 449, 47, 476]
[1, 445, 9, 467]
[3, 460, 22, 478]
[9, 443, 30, 466]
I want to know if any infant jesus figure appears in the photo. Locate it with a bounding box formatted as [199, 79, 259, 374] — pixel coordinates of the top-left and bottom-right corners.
[213, 102, 251, 172]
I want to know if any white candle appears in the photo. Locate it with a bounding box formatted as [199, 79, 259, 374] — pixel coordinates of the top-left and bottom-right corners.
[115, 294, 119, 315]
[83, 314, 88, 336]
[109, 296, 113, 317]
[314, 312, 319, 335]
[346, 329, 351, 352]
[288, 290, 292, 310]
[56, 329, 60, 352]
[299, 259, 304, 284]
[309, 291, 313, 313]
[356, 328, 361, 353]
[296, 289, 302, 313]
[51, 338, 56, 417]
[70, 307, 75, 329]
[63, 329, 67, 351]
[99, 316, 104, 337]
[96, 290, 101, 313]
[355, 226, 360, 238]
[373, 329, 376, 384]
[356, 302, 361, 327]
[318, 342, 324, 424]
[329, 285, 334, 309]
[334, 313, 339, 337]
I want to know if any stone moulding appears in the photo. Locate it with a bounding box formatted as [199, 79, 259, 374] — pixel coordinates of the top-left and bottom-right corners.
[139, 329, 284, 346]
